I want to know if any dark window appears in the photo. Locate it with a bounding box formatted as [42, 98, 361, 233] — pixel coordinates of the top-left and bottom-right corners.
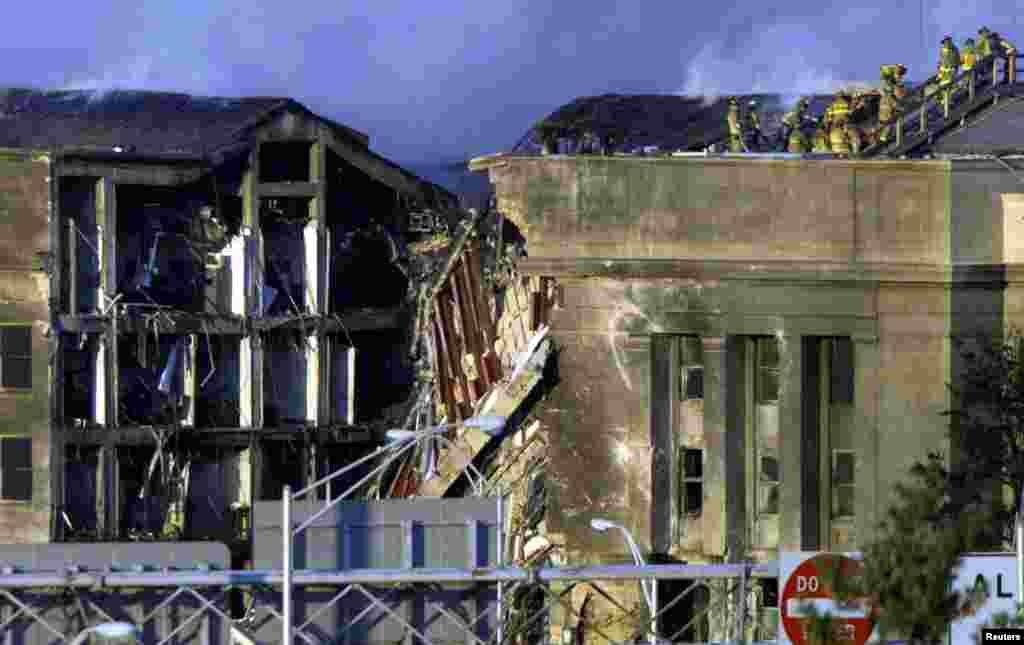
[1, 438, 32, 501]
[831, 337, 854, 404]
[832, 451, 856, 518]
[0, 326, 31, 390]
[759, 455, 780, 515]
[680, 337, 704, 400]
[757, 337, 780, 403]
[681, 448, 703, 516]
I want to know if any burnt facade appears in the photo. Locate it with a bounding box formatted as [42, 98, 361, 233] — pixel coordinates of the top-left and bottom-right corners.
[0, 89, 479, 562]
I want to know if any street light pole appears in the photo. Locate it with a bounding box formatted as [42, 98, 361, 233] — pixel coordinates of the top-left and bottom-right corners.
[591, 518, 657, 645]
[281, 415, 506, 644]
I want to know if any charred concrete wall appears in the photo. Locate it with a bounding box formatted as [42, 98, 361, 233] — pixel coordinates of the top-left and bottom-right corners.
[0, 150, 53, 542]
[476, 154, 1024, 564]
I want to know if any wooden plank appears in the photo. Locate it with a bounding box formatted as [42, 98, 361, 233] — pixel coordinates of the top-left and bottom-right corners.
[431, 316, 456, 424]
[437, 287, 471, 419]
[457, 255, 492, 389]
[453, 262, 488, 398]
[432, 301, 459, 422]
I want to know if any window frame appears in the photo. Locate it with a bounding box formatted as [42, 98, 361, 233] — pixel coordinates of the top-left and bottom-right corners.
[0, 436, 32, 503]
[831, 449, 856, 519]
[0, 325, 32, 392]
[679, 447, 704, 517]
[679, 336, 704, 400]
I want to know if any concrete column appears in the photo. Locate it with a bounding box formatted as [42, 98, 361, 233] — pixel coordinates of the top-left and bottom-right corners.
[701, 336, 728, 557]
[852, 332, 880, 549]
[778, 333, 804, 552]
[239, 153, 264, 429]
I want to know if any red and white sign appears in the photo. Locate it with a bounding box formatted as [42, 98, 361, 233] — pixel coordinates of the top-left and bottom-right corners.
[779, 552, 876, 645]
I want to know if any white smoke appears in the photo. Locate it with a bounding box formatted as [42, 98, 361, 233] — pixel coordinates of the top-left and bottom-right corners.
[679, 24, 872, 107]
[62, 51, 228, 98]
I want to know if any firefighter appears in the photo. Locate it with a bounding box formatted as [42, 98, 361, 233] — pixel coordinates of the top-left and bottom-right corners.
[937, 36, 960, 109]
[961, 38, 978, 72]
[880, 64, 908, 98]
[726, 97, 746, 152]
[780, 97, 810, 152]
[811, 118, 831, 153]
[978, 27, 994, 60]
[827, 92, 851, 128]
[992, 31, 1018, 83]
[746, 99, 764, 151]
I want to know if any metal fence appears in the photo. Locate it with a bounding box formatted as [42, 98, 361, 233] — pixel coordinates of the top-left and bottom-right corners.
[0, 562, 778, 645]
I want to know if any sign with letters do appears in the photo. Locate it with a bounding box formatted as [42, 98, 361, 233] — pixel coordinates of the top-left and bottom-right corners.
[779, 552, 876, 645]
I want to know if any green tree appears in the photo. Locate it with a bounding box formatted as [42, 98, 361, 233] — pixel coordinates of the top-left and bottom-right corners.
[945, 330, 1024, 545]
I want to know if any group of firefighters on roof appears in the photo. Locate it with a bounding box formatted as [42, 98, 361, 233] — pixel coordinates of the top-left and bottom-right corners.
[726, 26, 1018, 156]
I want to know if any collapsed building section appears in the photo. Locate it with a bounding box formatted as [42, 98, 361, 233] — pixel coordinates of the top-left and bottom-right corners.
[0, 88, 460, 563]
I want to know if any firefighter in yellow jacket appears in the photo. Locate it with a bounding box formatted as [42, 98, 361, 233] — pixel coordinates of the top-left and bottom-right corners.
[726, 98, 746, 152]
[992, 31, 1018, 83]
[961, 38, 978, 72]
[780, 97, 810, 152]
[826, 93, 852, 154]
[978, 27, 994, 59]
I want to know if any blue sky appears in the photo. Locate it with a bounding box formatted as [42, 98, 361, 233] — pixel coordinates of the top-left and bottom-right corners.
[3, 0, 1022, 162]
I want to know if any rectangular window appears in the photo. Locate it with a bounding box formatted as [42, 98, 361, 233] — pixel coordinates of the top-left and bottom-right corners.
[0, 326, 31, 390]
[680, 336, 704, 400]
[680, 448, 703, 516]
[757, 337, 780, 403]
[0, 438, 32, 501]
[832, 450, 856, 518]
[830, 337, 854, 404]
[759, 455, 780, 515]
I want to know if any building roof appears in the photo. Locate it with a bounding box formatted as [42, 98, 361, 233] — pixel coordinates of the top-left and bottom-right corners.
[0, 87, 369, 161]
[523, 93, 838, 153]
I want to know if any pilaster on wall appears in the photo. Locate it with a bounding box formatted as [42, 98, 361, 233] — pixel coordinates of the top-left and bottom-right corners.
[240, 149, 264, 429]
[701, 336, 727, 557]
[96, 178, 118, 428]
[778, 334, 804, 552]
[852, 333, 880, 548]
[305, 140, 329, 427]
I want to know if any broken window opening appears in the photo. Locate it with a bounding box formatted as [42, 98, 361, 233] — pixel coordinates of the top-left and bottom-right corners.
[61, 445, 99, 539]
[263, 330, 308, 426]
[261, 198, 311, 316]
[61, 177, 100, 314]
[317, 443, 379, 501]
[258, 141, 313, 183]
[63, 335, 100, 427]
[195, 335, 241, 427]
[118, 334, 189, 427]
[0, 325, 32, 390]
[116, 185, 237, 314]
[186, 448, 243, 542]
[351, 330, 414, 424]
[259, 440, 304, 501]
[328, 228, 409, 311]
[118, 445, 168, 539]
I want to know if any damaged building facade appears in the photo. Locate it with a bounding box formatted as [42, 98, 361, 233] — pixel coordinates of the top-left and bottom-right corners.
[472, 131, 1024, 632]
[0, 88, 509, 564]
